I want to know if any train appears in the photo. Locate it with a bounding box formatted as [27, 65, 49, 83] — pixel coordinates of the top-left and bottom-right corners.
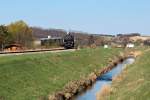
[41, 33, 75, 49]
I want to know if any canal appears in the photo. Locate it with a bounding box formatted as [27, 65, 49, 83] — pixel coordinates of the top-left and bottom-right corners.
[74, 58, 135, 100]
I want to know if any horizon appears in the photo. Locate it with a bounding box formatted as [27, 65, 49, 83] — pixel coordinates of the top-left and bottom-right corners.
[0, 0, 150, 35]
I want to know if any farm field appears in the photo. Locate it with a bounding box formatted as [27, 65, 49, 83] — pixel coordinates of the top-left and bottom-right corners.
[0, 48, 122, 100]
[108, 49, 150, 100]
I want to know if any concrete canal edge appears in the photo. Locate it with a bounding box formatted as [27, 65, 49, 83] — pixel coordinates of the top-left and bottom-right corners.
[48, 51, 140, 100]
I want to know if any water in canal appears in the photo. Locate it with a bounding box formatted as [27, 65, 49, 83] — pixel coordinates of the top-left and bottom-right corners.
[74, 58, 135, 100]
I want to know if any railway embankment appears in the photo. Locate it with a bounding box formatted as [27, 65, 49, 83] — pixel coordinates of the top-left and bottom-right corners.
[0, 48, 123, 100]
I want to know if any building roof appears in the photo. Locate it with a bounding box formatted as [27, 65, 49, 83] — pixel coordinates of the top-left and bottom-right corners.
[4, 44, 22, 48]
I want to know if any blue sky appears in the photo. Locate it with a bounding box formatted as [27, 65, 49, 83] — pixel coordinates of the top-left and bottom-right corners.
[0, 0, 150, 35]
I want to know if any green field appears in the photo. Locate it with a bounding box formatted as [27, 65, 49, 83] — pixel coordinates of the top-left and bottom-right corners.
[0, 48, 122, 100]
[108, 49, 150, 100]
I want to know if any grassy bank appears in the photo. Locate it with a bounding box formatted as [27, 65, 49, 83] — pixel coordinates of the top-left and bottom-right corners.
[0, 48, 122, 100]
[108, 49, 150, 100]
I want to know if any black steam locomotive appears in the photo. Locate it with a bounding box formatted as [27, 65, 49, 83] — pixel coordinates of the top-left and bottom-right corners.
[63, 33, 75, 49]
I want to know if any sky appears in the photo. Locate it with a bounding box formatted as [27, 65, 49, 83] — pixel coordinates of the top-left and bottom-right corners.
[0, 0, 150, 35]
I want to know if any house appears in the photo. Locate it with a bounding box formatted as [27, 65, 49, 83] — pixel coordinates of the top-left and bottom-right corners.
[104, 45, 108, 48]
[126, 43, 135, 48]
[4, 44, 23, 52]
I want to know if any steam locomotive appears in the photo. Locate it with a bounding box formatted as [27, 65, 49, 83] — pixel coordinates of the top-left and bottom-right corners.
[63, 33, 75, 49]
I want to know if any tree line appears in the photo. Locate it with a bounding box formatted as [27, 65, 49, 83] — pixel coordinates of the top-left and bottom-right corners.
[0, 20, 118, 51]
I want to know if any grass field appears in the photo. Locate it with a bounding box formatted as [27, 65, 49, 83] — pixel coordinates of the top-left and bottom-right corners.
[108, 49, 150, 100]
[0, 48, 122, 100]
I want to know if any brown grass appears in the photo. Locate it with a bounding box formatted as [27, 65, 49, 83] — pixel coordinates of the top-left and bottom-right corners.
[130, 51, 142, 57]
[96, 85, 111, 100]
